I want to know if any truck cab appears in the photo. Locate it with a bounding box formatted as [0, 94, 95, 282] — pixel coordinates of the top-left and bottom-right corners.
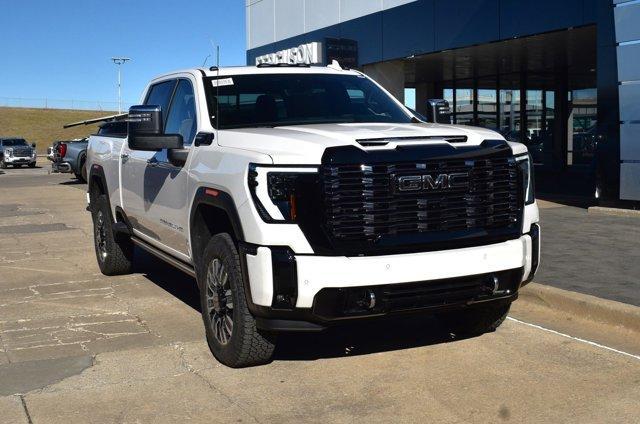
[86, 64, 540, 367]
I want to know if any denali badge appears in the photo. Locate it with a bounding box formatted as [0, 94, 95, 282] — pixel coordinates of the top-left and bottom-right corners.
[393, 173, 469, 192]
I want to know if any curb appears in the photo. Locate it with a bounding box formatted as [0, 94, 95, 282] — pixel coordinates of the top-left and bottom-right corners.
[587, 206, 640, 218]
[518, 283, 640, 333]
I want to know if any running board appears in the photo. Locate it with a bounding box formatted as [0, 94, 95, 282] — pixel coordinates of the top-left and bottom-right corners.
[132, 236, 196, 278]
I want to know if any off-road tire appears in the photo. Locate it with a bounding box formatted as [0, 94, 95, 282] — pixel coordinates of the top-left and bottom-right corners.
[439, 302, 511, 336]
[0, 159, 6, 169]
[91, 195, 133, 276]
[198, 233, 276, 367]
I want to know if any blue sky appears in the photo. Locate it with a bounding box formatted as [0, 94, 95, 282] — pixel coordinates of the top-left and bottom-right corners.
[0, 0, 246, 106]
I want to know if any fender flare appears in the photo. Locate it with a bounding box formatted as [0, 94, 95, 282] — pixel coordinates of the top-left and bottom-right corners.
[189, 187, 245, 242]
[87, 164, 114, 220]
[189, 187, 259, 300]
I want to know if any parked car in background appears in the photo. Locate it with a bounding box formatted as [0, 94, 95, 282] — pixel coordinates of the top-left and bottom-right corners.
[55, 118, 128, 183]
[0, 137, 37, 169]
[51, 137, 88, 182]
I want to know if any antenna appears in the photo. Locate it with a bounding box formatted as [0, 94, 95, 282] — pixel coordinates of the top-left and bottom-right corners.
[215, 43, 220, 132]
[202, 54, 211, 67]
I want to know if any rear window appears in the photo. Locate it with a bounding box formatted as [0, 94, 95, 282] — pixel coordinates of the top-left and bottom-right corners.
[98, 121, 127, 137]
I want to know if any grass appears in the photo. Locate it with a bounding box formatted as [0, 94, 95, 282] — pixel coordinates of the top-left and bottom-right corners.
[0, 107, 117, 154]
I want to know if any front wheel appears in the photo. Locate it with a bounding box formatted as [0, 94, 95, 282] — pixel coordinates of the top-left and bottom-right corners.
[91, 195, 133, 275]
[28, 162, 36, 168]
[438, 302, 511, 336]
[198, 233, 276, 368]
[0, 159, 6, 169]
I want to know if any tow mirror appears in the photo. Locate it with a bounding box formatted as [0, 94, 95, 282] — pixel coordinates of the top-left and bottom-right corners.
[31, 143, 36, 149]
[127, 105, 183, 151]
[426, 99, 452, 124]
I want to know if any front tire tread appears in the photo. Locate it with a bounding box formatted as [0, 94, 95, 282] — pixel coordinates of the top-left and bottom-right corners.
[200, 233, 275, 368]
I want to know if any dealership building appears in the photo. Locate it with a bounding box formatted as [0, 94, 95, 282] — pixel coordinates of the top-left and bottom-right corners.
[246, 0, 640, 205]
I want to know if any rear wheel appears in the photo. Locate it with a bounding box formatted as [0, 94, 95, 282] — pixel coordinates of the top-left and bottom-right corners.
[438, 302, 511, 336]
[198, 233, 276, 368]
[91, 195, 133, 275]
[76, 155, 87, 182]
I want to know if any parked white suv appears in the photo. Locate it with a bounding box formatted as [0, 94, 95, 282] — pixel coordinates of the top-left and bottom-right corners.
[86, 64, 540, 367]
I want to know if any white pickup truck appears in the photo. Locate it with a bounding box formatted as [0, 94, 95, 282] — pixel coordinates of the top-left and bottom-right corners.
[86, 64, 540, 367]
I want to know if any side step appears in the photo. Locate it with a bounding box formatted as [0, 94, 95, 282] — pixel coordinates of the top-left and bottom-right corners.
[131, 236, 196, 278]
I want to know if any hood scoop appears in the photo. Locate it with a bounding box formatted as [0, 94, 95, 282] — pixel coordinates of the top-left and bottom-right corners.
[356, 135, 467, 147]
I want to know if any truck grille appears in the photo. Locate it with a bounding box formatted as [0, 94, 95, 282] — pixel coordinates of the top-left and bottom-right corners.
[12, 147, 32, 158]
[321, 156, 521, 245]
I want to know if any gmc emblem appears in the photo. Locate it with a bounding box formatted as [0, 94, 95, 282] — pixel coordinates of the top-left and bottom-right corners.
[392, 173, 469, 192]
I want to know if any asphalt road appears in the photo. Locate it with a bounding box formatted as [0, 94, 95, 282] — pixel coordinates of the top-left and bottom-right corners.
[1, 163, 639, 423]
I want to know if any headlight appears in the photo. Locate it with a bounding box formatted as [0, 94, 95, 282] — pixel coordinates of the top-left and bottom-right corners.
[31, 150, 37, 158]
[248, 164, 318, 222]
[516, 154, 535, 205]
[5, 148, 13, 157]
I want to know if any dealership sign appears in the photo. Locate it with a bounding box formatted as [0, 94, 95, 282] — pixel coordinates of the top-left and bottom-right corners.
[255, 42, 323, 65]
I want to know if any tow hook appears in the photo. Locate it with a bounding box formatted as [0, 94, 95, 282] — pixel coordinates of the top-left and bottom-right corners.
[487, 275, 511, 296]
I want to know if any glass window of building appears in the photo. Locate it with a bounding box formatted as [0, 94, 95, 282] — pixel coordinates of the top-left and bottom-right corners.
[477, 89, 497, 130]
[455, 88, 474, 125]
[525, 90, 544, 162]
[443, 88, 454, 109]
[499, 89, 521, 142]
[568, 88, 597, 166]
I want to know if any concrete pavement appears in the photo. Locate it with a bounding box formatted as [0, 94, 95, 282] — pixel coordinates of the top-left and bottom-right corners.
[1, 164, 639, 423]
[535, 199, 640, 306]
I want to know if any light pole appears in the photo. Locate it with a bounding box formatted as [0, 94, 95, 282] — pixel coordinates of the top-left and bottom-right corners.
[111, 57, 130, 113]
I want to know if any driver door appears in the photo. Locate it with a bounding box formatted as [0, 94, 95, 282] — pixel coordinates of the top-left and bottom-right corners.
[121, 78, 197, 259]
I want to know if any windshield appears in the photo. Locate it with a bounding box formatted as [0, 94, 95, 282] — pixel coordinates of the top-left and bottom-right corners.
[2, 139, 28, 147]
[206, 73, 413, 129]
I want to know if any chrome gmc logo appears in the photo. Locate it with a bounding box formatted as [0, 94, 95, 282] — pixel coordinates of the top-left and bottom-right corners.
[393, 173, 469, 192]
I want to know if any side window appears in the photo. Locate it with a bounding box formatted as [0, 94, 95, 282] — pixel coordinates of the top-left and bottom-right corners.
[144, 80, 177, 124]
[165, 79, 197, 146]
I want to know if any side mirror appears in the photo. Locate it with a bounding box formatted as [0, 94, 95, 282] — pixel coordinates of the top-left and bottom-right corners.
[127, 105, 183, 151]
[426, 99, 452, 124]
[31, 143, 36, 148]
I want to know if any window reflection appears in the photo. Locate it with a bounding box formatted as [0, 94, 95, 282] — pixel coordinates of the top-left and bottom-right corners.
[455, 88, 474, 125]
[568, 88, 597, 166]
[477, 89, 497, 130]
[499, 89, 521, 142]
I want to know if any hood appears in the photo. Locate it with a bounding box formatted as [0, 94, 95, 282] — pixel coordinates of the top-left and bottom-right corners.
[218, 122, 509, 164]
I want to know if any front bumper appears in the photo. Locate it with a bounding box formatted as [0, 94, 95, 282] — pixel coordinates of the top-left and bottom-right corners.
[240, 227, 540, 331]
[4, 156, 36, 165]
